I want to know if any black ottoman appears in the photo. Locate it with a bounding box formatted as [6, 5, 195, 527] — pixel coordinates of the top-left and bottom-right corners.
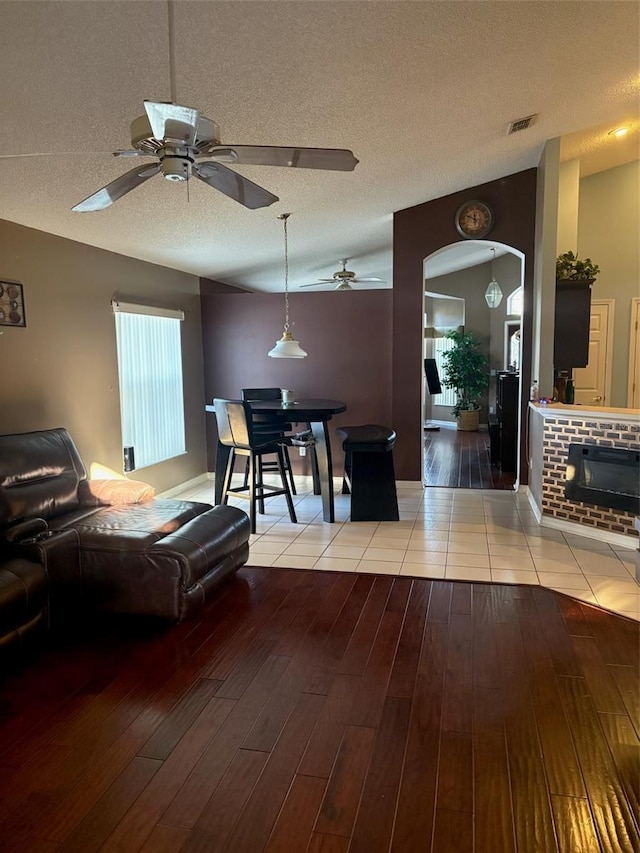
[336, 424, 399, 522]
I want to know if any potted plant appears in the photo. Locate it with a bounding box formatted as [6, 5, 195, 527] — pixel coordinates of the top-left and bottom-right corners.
[556, 251, 600, 281]
[440, 330, 489, 431]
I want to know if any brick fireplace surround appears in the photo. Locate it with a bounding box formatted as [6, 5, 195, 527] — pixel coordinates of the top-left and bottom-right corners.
[528, 403, 640, 545]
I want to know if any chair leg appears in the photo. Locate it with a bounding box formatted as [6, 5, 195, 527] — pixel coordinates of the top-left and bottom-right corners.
[277, 447, 297, 524]
[257, 454, 266, 514]
[282, 445, 297, 495]
[248, 454, 258, 534]
[221, 449, 236, 504]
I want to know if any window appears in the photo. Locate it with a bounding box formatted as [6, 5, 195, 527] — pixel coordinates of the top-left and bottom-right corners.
[432, 335, 457, 407]
[113, 301, 185, 469]
[507, 286, 523, 316]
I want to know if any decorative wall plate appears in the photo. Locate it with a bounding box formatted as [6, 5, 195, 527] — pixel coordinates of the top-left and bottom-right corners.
[0, 281, 26, 326]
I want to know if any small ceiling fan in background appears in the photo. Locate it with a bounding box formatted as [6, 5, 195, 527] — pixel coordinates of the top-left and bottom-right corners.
[301, 259, 386, 290]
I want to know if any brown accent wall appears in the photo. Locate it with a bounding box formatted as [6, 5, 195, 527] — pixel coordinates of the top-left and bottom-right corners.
[200, 288, 393, 473]
[393, 169, 537, 481]
[0, 219, 207, 492]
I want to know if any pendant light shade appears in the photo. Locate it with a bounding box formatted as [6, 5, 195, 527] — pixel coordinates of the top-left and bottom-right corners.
[484, 248, 503, 308]
[268, 330, 308, 358]
[268, 212, 308, 358]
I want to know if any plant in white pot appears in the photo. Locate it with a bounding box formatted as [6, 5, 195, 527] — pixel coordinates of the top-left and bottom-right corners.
[440, 330, 489, 431]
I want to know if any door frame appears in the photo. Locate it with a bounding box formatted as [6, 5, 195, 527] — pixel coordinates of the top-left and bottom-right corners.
[629, 297, 640, 407]
[422, 241, 525, 488]
[595, 299, 615, 406]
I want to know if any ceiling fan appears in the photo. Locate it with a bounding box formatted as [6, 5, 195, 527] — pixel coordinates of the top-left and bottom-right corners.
[301, 259, 386, 290]
[57, 100, 358, 212]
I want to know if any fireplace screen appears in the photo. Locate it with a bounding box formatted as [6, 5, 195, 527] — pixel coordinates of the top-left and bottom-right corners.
[565, 444, 640, 514]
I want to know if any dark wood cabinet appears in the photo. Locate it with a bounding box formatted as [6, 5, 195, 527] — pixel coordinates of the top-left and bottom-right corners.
[553, 280, 592, 369]
[496, 372, 519, 473]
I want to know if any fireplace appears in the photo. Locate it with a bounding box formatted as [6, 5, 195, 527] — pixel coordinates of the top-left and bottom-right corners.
[565, 444, 640, 514]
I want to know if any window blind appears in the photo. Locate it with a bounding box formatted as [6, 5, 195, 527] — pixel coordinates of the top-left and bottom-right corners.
[433, 336, 457, 407]
[114, 308, 186, 469]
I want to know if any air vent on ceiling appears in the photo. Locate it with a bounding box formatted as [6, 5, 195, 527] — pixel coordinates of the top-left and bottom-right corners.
[507, 114, 537, 134]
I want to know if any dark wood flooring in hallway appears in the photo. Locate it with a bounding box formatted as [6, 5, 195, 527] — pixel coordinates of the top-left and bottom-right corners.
[0, 566, 637, 852]
[424, 424, 516, 489]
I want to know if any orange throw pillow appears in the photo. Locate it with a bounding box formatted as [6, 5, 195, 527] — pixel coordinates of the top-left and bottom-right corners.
[85, 479, 156, 505]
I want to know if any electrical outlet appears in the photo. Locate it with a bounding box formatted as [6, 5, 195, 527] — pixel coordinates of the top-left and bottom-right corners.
[299, 446, 306, 456]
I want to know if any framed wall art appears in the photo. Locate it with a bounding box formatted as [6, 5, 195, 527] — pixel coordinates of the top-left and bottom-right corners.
[0, 281, 26, 327]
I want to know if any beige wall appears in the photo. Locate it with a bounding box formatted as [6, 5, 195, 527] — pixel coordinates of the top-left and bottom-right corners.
[557, 158, 580, 254]
[0, 219, 207, 492]
[533, 137, 561, 399]
[578, 160, 640, 407]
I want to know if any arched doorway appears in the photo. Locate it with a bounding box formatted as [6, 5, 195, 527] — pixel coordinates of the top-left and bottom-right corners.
[391, 168, 536, 486]
[421, 240, 526, 489]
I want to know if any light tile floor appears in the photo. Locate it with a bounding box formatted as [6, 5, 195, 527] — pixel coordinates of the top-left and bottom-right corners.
[173, 477, 640, 622]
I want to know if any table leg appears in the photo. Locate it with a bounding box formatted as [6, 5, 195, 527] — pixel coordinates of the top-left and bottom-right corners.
[310, 420, 335, 523]
[214, 442, 231, 505]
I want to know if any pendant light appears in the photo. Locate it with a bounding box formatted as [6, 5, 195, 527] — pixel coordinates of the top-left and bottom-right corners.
[485, 247, 503, 308]
[268, 213, 308, 358]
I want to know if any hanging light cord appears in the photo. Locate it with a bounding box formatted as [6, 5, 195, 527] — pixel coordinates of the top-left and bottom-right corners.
[167, 0, 177, 103]
[279, 213, 291, 333]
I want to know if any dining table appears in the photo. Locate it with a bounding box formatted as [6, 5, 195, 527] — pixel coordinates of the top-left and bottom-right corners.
[206, 398, 347, 523]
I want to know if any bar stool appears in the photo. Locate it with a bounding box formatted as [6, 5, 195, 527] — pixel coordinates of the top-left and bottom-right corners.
[214, 398, 297, 533]
[336, 424, 399, 522]
[242, 388, 321, 496]
[241, 388, 297, 494]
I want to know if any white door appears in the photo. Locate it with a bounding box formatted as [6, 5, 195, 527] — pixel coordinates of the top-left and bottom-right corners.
[629, 298, 640, 408]
[573, 300, 613, 407]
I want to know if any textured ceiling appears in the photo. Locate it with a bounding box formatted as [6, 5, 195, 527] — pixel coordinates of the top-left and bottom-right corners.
[1, 1, 638, 292]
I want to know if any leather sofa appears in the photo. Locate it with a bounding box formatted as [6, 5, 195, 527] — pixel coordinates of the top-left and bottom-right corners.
[0, 428, 251, 623]
[0, 553, 49, 658]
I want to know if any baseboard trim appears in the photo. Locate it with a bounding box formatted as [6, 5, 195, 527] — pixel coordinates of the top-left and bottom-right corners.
[157, 473, 210, 499]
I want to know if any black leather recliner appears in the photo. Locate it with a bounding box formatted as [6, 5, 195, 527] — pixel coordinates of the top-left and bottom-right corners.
[0, 428, 251, 623]
[0, 554, 49, 659]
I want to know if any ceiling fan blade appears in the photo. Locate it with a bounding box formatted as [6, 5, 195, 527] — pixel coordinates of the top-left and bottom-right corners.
[143, 101, 199, 145]
[208, 145, 358, 171]
[194, 161, 278, 209]
[353, 277, 385, 283]
[113, 149, 145, 158]
[71, 163, 161, 212]
[0, 151, 115, 159]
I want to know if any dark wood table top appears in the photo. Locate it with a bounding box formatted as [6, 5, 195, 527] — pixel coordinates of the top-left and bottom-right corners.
[206, 399, 346, 419]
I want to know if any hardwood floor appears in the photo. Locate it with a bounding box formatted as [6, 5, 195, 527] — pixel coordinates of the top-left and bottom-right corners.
[424, 425, 516, 489]
[0, 567, 638, 852]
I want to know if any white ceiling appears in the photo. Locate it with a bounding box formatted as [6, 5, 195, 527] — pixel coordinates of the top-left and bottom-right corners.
[1, 1, 638, 292]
